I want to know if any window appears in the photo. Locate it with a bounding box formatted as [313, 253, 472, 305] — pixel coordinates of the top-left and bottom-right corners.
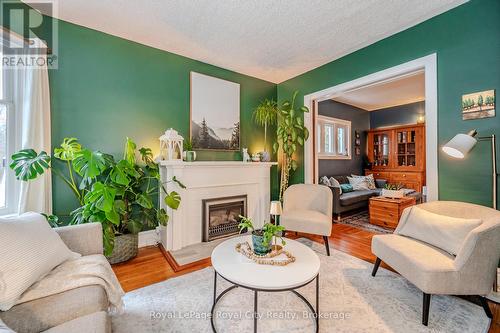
[0, 51, 18, 215]
[316, 116, 351, 159]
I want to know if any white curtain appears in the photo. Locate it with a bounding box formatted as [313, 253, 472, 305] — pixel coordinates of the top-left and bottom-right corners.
[7, 37, 52, 214]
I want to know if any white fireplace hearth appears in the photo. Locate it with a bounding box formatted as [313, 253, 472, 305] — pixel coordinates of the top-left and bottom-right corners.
[159, 161, 277, 251]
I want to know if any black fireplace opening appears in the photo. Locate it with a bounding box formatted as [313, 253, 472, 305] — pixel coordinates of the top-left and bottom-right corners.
[202, 195, 247, 242]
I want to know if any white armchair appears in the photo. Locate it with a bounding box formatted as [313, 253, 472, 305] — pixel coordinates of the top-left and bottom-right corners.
[281, 184, 333, 255]
[371, 201, 500, 326]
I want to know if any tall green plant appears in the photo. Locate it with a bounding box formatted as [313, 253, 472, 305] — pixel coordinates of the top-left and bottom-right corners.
[10, 137, 184, 256]
[273, 91, 309, 200]
[253, 99, 278, 152]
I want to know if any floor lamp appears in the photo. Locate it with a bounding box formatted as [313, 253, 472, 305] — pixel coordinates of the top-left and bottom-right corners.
[442, 129, 499, 299]
[442, 129, 497, 209]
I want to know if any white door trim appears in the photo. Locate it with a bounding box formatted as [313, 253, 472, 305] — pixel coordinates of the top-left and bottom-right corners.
[303, 53, 438, 201]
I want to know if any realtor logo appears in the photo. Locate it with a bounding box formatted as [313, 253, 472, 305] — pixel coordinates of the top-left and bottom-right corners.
[0, 0, 58, 68]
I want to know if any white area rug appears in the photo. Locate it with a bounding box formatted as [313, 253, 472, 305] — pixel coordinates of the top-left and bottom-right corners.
[112, 239, 490, 332]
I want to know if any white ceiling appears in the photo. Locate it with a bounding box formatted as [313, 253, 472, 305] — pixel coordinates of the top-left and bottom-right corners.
[332, 71, 425, 111]
[28, 0, 467, 83]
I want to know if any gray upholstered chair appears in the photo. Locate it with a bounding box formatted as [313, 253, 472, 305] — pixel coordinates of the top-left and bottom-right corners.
[371, 201, 500, 326]
[281, 184, 333, 255]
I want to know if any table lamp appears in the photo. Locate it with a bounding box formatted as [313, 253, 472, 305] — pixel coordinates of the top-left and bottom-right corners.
[442, 129, 497, 209]
[270, 201, 282, 225]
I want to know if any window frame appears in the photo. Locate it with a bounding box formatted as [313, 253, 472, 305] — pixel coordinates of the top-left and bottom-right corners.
[0, 65, 19, 215]
[316, 115, 352, 160]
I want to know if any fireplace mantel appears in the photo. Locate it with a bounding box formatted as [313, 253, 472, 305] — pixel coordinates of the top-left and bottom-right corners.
[159, 161, 277, 251]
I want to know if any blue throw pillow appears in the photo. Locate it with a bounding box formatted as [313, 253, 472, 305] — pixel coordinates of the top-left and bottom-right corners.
[340, 184, 353, 193]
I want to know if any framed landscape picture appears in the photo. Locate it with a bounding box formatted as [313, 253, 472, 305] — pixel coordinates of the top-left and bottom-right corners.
[462, 89, 495, 120]
[190, 72, 240, 150]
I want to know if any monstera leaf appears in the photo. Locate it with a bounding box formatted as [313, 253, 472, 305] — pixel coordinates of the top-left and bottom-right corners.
[73, 149, 109, 179]
[136, 193, 153, 209]
[53, 137, 82, 161]
[84, 181, 116, 212]
[156, 208, 169, 226]
[164, 191, 181, 210]
[139, 147, 157, 169]
[123, 137, 137, 165]
[10, 149, 51, 181]
[110, 160, 140, 186]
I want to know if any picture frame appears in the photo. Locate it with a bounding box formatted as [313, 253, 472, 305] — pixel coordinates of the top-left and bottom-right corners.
[462, 89, 495, 120]
[190, 72, 241, 150]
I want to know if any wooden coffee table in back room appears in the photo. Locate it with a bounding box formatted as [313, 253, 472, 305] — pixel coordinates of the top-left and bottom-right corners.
[369, 196, 416, 229]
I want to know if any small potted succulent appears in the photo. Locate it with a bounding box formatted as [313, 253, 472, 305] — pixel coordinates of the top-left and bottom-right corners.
[382, 182, 405, 198]
[238, 215, 285, 255]
[183, 140, 196, 162]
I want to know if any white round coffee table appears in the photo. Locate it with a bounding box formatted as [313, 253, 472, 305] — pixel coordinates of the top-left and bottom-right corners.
[210, 235, 321, 333]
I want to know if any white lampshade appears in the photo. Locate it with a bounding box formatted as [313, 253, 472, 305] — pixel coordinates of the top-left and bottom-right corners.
[442, 132, 477, 159]
[269, 201, 282, 216]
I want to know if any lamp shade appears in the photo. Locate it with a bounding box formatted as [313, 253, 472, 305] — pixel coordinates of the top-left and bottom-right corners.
[442, 133, 477, 159]
[269, 201, 282, 215]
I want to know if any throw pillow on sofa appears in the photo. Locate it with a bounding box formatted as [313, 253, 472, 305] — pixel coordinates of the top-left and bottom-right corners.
[347, 176, 371, 191]
[0, 213, 80, 311]
[397, 206, 482, 255]
[351, 174, 376, 190]
[340, 184, 354, 193]
[319, 176, 332, 187]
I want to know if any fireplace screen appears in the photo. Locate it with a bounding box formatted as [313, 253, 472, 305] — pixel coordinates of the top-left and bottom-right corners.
[202, 195, 247, 242]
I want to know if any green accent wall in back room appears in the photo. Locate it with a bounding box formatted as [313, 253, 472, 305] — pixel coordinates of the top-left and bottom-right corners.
[36, 17, 278, 217]
[278, 0, 500, 208]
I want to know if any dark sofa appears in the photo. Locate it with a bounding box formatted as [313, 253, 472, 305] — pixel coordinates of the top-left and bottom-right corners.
[323, 175, 422, 220]
[325, 175, 382, 220]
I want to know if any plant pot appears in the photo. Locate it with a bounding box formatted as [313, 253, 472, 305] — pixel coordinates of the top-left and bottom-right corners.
[106, 233, 138, 264]
[252, 230, 271, 255]
[381, 189, 405, 198]
[184, 151, 197, 162]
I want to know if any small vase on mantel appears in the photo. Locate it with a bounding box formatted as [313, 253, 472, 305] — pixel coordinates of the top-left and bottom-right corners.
[260, 151, 271, 162]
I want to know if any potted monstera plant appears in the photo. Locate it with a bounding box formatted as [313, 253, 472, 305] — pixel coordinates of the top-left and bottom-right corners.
[10, 137, 184, 263]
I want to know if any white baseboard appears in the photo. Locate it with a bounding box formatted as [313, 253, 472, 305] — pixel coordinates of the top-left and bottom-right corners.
[138, 229, 159, 248]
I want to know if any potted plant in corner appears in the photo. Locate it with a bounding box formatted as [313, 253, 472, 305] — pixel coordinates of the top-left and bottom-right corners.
[10, 137, 185, 264]
[253, 98, 278, 162]
[273, 91, 310, 200]
[238, 216, 285, 255]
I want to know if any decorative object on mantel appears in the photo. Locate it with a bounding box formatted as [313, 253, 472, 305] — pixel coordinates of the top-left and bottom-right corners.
[242, 147, 250, 162]
[238, 215, 285, 255]
[274, 91, 310, 200]
[381, 182, 405, 198]
[462, 89, 495, 120]
[159, 128, 183, 161]
[182, 139, 196, 162]
[10, 137, 185, 262]
[190, 72, 240, 150]
[253, 99, 278, 162]
[251, 152, 261, 162]
[235, 241, 296, 266]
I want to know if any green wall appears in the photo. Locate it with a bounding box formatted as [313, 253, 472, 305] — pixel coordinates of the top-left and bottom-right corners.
[38, 18, 277, 217]
[278, 0, 500, 208]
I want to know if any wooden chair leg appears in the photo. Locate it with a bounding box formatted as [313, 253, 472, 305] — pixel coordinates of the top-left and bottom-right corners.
[478, 296, 493, 318]
[422, 293, 431, 326]
[322, 236, 330, 256]
[371, 258, 381, 277]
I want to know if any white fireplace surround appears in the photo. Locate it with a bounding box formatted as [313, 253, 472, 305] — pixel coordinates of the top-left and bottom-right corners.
[159, 161, 277, 251]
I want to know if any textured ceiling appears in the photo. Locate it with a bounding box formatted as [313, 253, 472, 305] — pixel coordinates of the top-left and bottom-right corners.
[28, 0, 467, 83]
[333, 71, 425, 111]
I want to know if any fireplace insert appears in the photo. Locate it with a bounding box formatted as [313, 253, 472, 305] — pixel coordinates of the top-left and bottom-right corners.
[202, 195, 247, 242]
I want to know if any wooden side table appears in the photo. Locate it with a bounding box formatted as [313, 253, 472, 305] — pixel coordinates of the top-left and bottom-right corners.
[369, 196, 416, 229]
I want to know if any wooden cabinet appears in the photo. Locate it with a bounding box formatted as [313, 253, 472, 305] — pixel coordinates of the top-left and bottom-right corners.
[369, 196, 417, 229]
[366, 124, 426, 192]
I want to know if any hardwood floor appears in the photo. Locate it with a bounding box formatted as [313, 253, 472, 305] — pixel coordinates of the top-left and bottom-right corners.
[112, 223, 499, 332]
